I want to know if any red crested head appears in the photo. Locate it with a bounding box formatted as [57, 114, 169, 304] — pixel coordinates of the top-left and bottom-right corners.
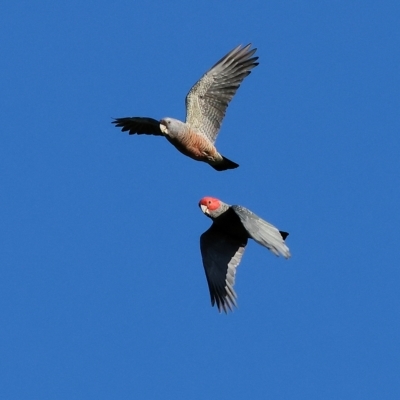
[199, 197, 221, 213]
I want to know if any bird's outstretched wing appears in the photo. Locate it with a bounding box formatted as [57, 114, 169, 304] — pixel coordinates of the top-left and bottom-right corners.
[200, 224, 247, 313]
[231, 205, 291, 259]
[112, 117, 163, 136]
[185, 44, 259, 143]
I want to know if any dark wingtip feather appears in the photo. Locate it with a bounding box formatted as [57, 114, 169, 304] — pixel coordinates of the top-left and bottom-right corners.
[111, 118, 122, 126]
[111, 116, 162, 136]
[280, 231, 289, 240]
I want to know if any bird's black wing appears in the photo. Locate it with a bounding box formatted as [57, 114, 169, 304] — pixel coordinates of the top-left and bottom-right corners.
[112, 117, 163, 136]
[200, 224, 247, 313]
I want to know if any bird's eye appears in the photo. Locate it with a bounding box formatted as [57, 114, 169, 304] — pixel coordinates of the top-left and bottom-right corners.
[208, 201, 211, 205]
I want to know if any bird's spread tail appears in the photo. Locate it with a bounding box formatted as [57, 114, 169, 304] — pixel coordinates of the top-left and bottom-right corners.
[211, 156, 239, 171]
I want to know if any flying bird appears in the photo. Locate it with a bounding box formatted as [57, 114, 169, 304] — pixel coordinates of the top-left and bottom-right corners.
[112, 44, 259, 171]
[199, 197, 290, 313]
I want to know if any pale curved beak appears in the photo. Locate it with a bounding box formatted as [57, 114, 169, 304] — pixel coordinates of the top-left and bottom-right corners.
[200, 204, 208, 214]
[159, 122, 168, 135]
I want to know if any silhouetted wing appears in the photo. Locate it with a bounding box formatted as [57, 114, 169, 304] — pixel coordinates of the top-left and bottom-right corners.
[185, 44, 258, 143]
[231, 205, 291, 259]
[200, 224, 247, 313]
[112, 117, 163, 136]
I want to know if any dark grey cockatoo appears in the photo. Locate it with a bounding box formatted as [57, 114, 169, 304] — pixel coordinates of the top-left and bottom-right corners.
[112, 44, 258, 171]
[199, 197, 291, 313]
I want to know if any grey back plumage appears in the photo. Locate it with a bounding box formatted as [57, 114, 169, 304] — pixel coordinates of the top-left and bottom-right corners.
[185, 44, 259, 143]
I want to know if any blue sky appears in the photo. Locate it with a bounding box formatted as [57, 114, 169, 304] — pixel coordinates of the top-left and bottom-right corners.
[1, 1, 399, 398]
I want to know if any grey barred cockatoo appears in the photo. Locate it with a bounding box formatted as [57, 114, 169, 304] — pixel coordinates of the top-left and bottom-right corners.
[199, 197, 290, 313]
[113, 44, 258, 171]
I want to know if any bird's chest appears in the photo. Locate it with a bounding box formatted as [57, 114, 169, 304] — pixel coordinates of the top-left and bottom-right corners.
[166, 131, 216, 160]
